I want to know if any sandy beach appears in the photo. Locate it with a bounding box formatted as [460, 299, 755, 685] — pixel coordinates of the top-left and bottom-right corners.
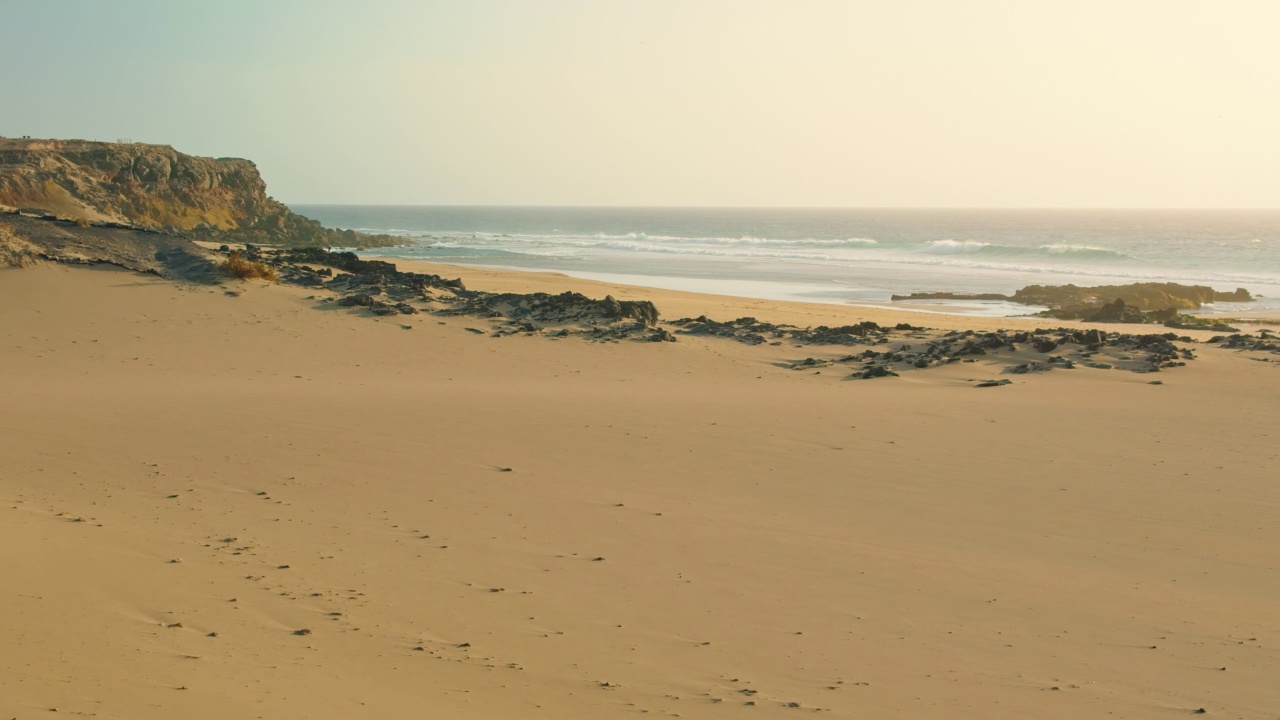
[2, 260, 1277, 719]
[8, 0, 1280, 714]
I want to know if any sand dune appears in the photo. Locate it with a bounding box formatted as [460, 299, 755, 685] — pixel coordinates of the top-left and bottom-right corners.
[2, 263, 1278, 719]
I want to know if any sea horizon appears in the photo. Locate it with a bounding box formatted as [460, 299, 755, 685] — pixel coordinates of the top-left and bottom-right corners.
[285, 203, 1280, 210]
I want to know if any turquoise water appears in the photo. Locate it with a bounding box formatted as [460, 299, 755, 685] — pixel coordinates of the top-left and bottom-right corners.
[291, 206, 1280, 316]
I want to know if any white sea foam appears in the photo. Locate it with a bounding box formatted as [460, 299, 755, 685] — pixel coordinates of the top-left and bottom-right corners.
[449, 231, 883, 249]
[387, 236, 1280, 290]
[922, 239, 992, 254]
[409, 232, 1134, 268]
[1039, 244, 1127, 257]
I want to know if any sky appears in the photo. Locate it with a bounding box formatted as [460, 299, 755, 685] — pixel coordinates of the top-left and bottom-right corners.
[2, 0, 1278, 207]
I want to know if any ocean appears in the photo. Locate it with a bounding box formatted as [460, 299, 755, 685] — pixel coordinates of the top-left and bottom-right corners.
[290, 206, 1280, 317]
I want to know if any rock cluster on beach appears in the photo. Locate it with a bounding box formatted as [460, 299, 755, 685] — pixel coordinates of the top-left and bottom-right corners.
[246, 245, 672, 342]
[1209, 330, 1280, 358]
[248, 246, 1234, 380]
[670, 315, 924, 346]
[787, 326, 1198, 379]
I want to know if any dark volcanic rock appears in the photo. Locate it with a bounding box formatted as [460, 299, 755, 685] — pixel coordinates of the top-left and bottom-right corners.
[1161, 315, 1239, 332]
[1213, 333, 1280, 353]
[250, 248, 666, 341]
[457, 291, 659, 328]
[1005, 362, 1053, 374]
[1031, 336, 1059, 353]
[1013, 282, 1251, 311]
[890, 292, 1010, 302]
[799, 322, 887, 345]
[1082, 298, 1147, 324]
[671, 316, 895, 346]
[671, 316, 784, 345]
[785, 324, 1203, 379]
[851, 365, 898, 379]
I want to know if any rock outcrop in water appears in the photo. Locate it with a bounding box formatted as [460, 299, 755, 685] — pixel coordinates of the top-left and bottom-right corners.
[1011, 282, 1252, 312]
[893, 282, 1251, 311]
[0, 137, 395, 248]
[893, 282, 1252, 329]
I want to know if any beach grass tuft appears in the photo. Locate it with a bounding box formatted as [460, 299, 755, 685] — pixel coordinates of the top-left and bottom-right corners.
[222, 250, 277, 281]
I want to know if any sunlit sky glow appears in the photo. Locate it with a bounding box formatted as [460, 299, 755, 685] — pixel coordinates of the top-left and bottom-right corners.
[3, 1, 1278, 207]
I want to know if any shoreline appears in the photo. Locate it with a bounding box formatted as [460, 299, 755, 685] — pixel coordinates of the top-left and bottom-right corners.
[324, 203, 1280, 317]
[378, 255, 1280, 328]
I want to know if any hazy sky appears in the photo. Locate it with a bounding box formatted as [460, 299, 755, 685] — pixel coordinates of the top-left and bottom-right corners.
[3, 1, 1278, 207]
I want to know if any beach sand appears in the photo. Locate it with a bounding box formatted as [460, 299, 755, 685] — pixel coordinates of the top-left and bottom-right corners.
[2, 262, 1277, 719]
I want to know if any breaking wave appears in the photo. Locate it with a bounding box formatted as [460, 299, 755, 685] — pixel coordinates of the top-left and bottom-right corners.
[403, 231, 1133, 265]
[922, 239, 1129, 259]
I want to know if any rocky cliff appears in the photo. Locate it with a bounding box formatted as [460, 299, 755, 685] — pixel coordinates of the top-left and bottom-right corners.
[0, 137, 394, 248]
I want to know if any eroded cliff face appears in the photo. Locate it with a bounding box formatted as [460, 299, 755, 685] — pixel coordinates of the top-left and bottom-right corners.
[0, 138, 390, 248]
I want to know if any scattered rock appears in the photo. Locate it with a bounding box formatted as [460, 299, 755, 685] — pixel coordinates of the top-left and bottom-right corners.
[850, 365, 898, 379]
[1005, 362, 1052, 374]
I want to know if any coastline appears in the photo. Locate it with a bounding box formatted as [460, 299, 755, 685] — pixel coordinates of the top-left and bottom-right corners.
[383, 256, 1280, 328]
[317, 205, 1280, 318]
[3, 259, 1279, 718]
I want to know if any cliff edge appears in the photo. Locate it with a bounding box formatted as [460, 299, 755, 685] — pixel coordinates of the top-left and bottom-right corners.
[0, 137, 393, 248]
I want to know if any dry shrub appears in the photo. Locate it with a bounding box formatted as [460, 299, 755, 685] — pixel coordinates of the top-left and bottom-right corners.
[222, 250, 277, 281]
[74, 217, 91, 227]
